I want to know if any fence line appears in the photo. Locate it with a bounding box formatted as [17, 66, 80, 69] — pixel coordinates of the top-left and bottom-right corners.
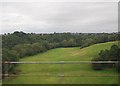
[1, 74, 120, 77]
[2, 61, 119, 78]
[1, 61, 119, 64]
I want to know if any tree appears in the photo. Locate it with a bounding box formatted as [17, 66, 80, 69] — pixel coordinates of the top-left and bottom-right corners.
[109, 45, 119, 61]
[2, 48, 19, 76]
[92, 44, 120, 72]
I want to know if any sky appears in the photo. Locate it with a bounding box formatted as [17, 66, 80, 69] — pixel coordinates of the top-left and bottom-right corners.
[0, 1, 118, 33]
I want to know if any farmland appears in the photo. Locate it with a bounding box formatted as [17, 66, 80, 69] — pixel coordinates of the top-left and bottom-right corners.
[3, 41, 119, 84]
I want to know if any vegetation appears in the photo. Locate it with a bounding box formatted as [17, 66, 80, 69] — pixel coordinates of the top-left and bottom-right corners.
[3, 41, 118, 84]
[92, 44, 120, 72]
[2, 31, 119, 77]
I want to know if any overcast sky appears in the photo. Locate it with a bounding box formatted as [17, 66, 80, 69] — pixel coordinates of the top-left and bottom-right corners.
[1, 2, 118, 33]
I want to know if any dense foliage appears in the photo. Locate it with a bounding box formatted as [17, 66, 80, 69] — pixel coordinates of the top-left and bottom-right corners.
[2, 31, 119, 76]
[92, 45, 120, 73]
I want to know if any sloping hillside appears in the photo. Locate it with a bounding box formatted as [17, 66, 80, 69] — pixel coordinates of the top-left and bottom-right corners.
[3, 41, 119, 84]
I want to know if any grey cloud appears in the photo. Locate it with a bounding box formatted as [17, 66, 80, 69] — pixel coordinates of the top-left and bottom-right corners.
[1, 2, 118, 33]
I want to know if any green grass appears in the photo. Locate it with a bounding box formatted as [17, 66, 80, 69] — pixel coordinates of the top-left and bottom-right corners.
[3, 41, 119, 84]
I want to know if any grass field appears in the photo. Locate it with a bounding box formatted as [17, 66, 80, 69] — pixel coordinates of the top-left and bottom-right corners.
[3, 41, 119, 84]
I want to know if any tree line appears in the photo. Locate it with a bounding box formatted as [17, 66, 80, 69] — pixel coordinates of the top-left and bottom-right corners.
[2, 31, 119, 77]
[92, 45, 120, 73]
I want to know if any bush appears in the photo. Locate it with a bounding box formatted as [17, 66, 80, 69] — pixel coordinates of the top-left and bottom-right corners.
[91, 57, 104, 70]
[91, 44, 119, 72]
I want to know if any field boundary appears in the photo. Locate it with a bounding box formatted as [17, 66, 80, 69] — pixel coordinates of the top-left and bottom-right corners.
[1, 61, 119, 64]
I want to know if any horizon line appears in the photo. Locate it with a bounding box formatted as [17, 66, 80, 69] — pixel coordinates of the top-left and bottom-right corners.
[0, 31, 119, 35]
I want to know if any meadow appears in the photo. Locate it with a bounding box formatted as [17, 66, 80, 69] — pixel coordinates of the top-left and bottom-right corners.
[3, 41, 119, 84]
